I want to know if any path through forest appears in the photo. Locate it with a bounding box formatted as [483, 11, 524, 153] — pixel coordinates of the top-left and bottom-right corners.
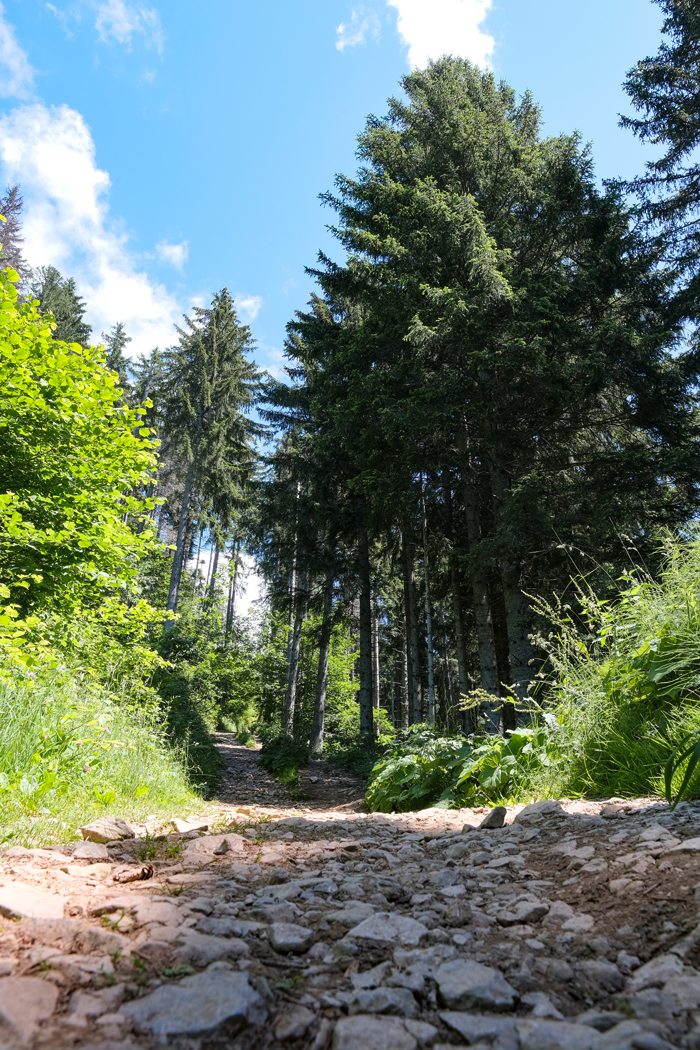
[0, 738, 700, 1048]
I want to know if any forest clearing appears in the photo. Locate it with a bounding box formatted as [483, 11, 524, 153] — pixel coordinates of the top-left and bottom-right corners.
[3, 0, 700, 1046]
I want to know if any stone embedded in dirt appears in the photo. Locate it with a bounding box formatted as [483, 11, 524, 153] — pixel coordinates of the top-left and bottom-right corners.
[62, 862, 113, 880]
[175, 932, 249, 966]
[626, 953, 683, 992]
[578, 959, 624, 992]
[274, 1003, 315, 1041]
[662, 836, 700, 854]
[79, 816, 135, 843]
[0, 883, 65, 920]
[0, 976, 59, 1044]
[113, 863, 154, 883]
[497, 900, 549, 927]
[349, 987, 418, 1018]
[119, 967, 266, 1037]
[182, 834, 245, 862]
[327, 903, 377, 927]
[172, 818, 209, 834]
[515, 800, 565, 824]
[661, 974, 700, 1011]
[267, 922, 314, 953]
[0, 960, 14, 977]
[436, 959, 518, 1011]
[442, 900, 472, 928]
[68, 984, 126, 1022]
[350, 962, 392, 990]
[561, 913, 595, 932]
[516, 1018, 602, 1050]
[522, 991, 564, 1020]
[440, 1012, 518, 1043]
[77, 926, 129, 955]
[347, 912, 429, 947]
[72, 841, 110, 861]
[332, 1014, 419, 1050]
[479, 806, 507, 829]
[132, 899, 182, 927]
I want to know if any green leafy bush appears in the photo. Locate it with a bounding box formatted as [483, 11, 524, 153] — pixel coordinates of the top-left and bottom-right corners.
[365, 724, 556, 813]
[259, 735, 310, 782]
[530, 533, 700, 802]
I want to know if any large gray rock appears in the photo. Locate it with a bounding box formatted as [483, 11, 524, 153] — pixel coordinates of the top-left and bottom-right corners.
[626, 953, 683, 992]
[267, 922, 313, 953]
[578, 959, 624, 992]
[516, 1019, 602, 1050]
[440, 1013, 518, 1042]
[480, 806, 507, 829]
[182, 834, 245, 863]
[72, 841, 110, 860]
[0, 976, 58, 1044]
[348, 987, 418, 1018]
[119, 967, 266, 1037]
[326, 903, 377, 927]
[662, 973, 700, 1010]
[175, 932, 249, 966]
[79, 816, 135, 842]
[274, 1004, 315, 1041]
[347, 912, 428, 946]
[195, 916, 264, 937]
[497, 900, 549, 926]
[0, 882, 65, 920]
[333, 1015, 418, 1050]
[436, 958, 518, 1011]
[515, 800, 565, 824]
[132, 900, 182, 927]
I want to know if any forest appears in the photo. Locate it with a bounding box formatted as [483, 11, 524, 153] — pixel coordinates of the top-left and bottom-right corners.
[3, 0, 700, 843]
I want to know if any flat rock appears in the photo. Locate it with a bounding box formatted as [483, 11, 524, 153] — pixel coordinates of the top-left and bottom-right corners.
[497, 901, 549, 926]
[347, 912, 429, 946]
[175, 932, 249, 966]
[662, 836, 700, 854]
[517, 1019, 602, 1050]
[119, 968, 265, 1036]
[440, 1012, 518, 1042]
[196, 916, 263, 937]
[172, 819, 209, 833]
[578, 960, 623, 992]
[348, 987, 418, 1018]
[480, 806, 507, 829]
[0, 883, 65, 920]
[626, 953, 682, 992]
[326, 903, 377, 927]
[132, 900, 182, 926]
[267, 922, 313, 953]
[515, 801, 565, 825]
[661, 973, 700, 1010]
[333, 1014, 418, 1050]
[0, 976, 58, 1044]
[436, 958, 518, 1011]
[72, 841, 110, 860]
[274, 1004, 315, 1041]
[182, 834, 245, 861]
[79, 817, 135, 843]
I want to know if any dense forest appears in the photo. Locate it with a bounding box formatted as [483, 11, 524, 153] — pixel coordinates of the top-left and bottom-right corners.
[3, 0, 700, 841]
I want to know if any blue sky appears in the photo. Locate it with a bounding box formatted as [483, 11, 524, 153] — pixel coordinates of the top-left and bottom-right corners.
[0, 0, 665, 373]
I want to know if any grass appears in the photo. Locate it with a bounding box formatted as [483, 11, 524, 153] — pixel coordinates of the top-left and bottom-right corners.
[0, 665, 202, 846]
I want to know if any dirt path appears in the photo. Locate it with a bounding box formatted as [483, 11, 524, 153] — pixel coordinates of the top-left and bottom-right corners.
[213, 733, 366, 814]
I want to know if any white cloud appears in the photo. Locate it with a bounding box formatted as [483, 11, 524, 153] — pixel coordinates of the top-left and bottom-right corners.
[386, 0, 493, 69]
[336, 9, 380, 51]
[156, 239, 187, 268]
[94, 0, 164, 52]
[0, 103, 183, 354]
[0, 3, 35, 98]
[234, 294, 262, 324]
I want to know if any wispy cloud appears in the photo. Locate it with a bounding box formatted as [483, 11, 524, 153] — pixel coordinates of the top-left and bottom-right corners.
[386, 0, 494, 69]
[336, 8, 380, 51]
[0, 3, 35, 98]
[234, 294, 262, 324]
[94, 0, 164, 52]
[0, 103, 183, 354]
[156, 239, 187, 268]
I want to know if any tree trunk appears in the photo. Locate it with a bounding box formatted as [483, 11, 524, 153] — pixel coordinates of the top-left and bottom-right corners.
[373, 609, 381, 713]
[165, 463, 196, 624]
[421, 478, 436, 724]
[358, 527, 374, 736]
[310, 574, 334, 755]
[488, 456, 534, 724]
[461, 457, 501, 733]
[282, 572, 307, 737]
[225, 543, 238, 638]
[208, 544, 219, 598]
[404, 537, 421, 724]
[402, 621, 410, 728]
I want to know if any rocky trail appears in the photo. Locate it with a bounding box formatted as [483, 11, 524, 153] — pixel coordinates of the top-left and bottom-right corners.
[2, 740, 700, 1049]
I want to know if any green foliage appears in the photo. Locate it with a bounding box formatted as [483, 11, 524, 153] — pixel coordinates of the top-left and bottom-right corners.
[365, 724, 555, 813]
[0, 665, 198, 846]
[259, 735, 309, 782]
[530, 533, 700, 801]
[0, 266, 159, 614]
[31, 265, 92, 347]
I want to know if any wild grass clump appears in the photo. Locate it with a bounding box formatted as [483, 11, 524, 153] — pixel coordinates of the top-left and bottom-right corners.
[531, 533, 700, 801]
[0, 667, 199, 846]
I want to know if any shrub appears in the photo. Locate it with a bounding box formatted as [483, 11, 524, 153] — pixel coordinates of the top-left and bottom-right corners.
[259, 735, 309, 782]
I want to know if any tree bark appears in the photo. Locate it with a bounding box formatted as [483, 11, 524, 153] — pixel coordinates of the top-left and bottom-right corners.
[207, 544, 219, 598]
[421, 477, 436, 724]
[402, 621, 410, 728]
[165, 463, 196, 624]
[358, 527, 374, 736]
[282, 572, 307, 737]
[310, 574, 334, 755]
[225, 543, 238, 638]
[404, 536, 421, 724]
[373, 608, 381, 713]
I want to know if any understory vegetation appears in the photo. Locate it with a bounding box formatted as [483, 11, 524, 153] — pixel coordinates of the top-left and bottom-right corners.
[4, 5, 700, 842]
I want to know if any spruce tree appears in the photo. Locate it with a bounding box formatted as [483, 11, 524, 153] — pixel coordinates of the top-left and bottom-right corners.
[31, 266, 92, 348]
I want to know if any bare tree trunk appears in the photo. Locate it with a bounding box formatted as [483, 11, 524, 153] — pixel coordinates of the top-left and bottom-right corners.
[225, 543, 238, 639]
[402, 622, 410, 728]
[282, 572, 307, 737]
[421, 477, 436, 723]
[461, 452, 501, 734]
[166, 463, 196, 624]
[208, 545, 220, 600]
[358, 527, 374, 736]
[373, 608, 381, 714]
[404, 536, 421, 724]
[310, 574, 334, 755]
